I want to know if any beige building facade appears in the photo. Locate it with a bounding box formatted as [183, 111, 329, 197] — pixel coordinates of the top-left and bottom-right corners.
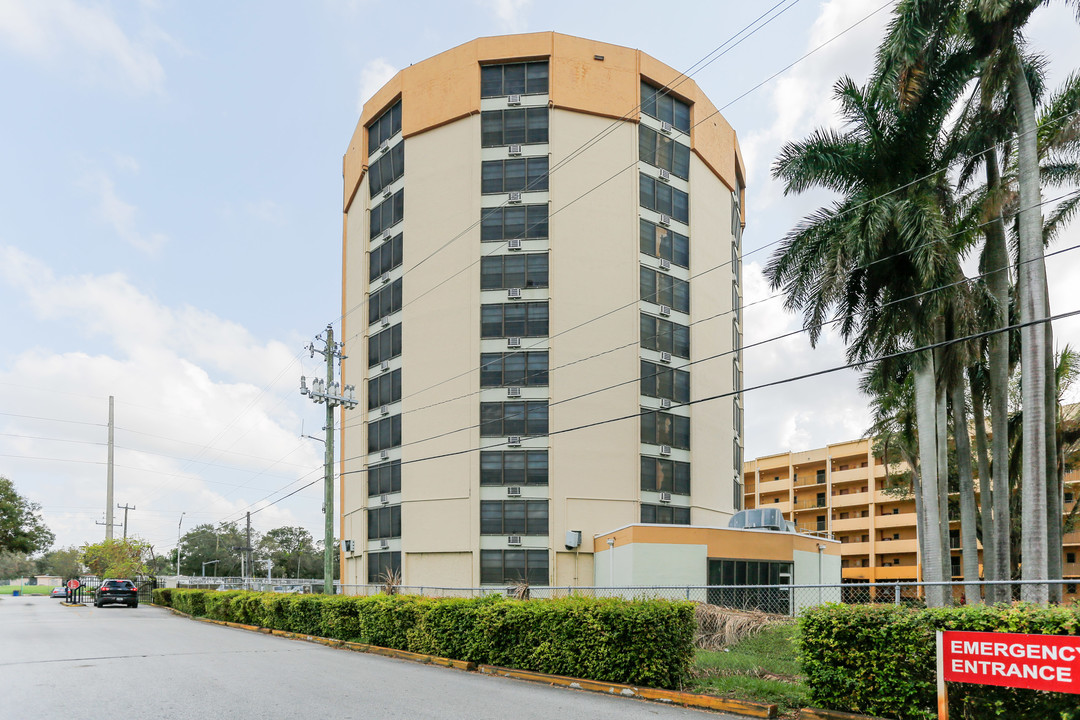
[339, 33, 745, 588]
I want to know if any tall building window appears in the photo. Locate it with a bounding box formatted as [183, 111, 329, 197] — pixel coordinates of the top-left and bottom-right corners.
[481, 205, 548, 241]
[481, 61, 549, 98]
[367, 369, 402, 409]
[367, 505, 401, 539]
[367, 551, 401, 584]
[480, 352, 548, 387]
[480, 401, 548, 436]
[369, 233, 403, 280]
[640, 360, 690, 402]
[481, 302, 549, 338]
[367, 415, 402, 453]
[640, 314, 690, 358]
[482, 157, 549, 193]
[640, 267, 689, 312]
[641, 504, 690, 525]
[640, 456, 690, 494]
[641, 81, 690, 132]
[480, 549, 548, 585]
[640, 219, 689, 268]
[733, 476, 743, 510]
[640, 174, 689, 223]
[367, 460, 401, 496]
[368, 278, 403, 325]
[369, 142, 405, 197]
[480, 450, 548, 485]
[640, 410, 690, 449]
[368, 324, 402, 367]
[367, 100, 402, 156]
[370, 189, 404, 238]
[480, 500, 548, 535]
[639, 125, 690, 179]
[481, 108, 549, 146]
[481, 254, 549, 289]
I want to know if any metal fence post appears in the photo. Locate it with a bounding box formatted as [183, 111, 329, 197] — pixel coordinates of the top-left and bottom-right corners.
[894, 583, 900, 605]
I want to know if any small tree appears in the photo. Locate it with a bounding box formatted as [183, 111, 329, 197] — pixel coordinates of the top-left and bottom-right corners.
[81, 538, 150, 578]
[36, 547, 84, 580]
[0, 476, 54, 555]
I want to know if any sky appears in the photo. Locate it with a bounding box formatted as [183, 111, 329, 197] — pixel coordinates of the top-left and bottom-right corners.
[2, 0, 1079, 557]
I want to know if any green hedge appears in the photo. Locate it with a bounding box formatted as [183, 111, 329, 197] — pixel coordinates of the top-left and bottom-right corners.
[799, 602, 1080, 720]
[152, 589, 694, 688]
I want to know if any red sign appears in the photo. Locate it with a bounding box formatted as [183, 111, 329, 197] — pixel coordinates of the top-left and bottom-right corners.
[66, 579, 80, 590]
[942, 630, 1080, 694]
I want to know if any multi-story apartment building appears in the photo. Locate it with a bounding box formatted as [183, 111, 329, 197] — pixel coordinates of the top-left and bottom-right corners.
[339, 33, 746, 588]
[744, 439, 1080, 595]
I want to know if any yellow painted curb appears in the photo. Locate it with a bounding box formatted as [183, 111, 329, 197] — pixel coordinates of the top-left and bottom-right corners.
[478, 665, 778, 718]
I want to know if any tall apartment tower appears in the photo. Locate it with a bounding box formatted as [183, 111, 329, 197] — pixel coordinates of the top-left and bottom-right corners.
[340, 33, 746, 588]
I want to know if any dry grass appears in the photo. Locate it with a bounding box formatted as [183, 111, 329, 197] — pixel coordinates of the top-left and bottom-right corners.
[693, 602, 785, 650]
[379, 568, 402, 595]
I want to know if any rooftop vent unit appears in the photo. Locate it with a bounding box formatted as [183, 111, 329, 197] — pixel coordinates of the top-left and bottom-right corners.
[728, 507, 787, 532]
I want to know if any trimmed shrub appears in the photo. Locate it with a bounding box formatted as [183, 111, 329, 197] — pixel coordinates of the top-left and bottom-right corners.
[145, 589, 695, 688]
[799, 602, 1080, 720]
[152, 588, 172, 606]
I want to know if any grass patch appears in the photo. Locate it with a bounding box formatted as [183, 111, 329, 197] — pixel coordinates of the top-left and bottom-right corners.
[0, 585, 54, 596]
[688, 622, 807, 717]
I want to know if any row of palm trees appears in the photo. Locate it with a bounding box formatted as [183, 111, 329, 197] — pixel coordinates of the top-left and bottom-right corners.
[768, 0, 1080, 606]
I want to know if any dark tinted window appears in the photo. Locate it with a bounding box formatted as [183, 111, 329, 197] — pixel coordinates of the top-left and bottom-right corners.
[481, 62, 549, 97]
[481, 205, 548, 241]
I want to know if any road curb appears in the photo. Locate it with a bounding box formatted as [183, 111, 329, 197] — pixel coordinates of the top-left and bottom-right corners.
[799, 709, 891, 720]
[157, 604, 776, 717]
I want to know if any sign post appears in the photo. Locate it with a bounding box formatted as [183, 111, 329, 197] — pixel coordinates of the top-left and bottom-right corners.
[66, 578, 80, 603]
[937, 630, 1080, 719]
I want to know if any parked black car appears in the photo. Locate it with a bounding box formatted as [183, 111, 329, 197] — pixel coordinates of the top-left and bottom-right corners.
[94, 579, 138, 608]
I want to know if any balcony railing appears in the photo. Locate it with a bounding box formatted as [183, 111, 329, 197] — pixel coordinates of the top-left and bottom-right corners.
[794, 474, 827, 488]
[794, 498, 829, 511]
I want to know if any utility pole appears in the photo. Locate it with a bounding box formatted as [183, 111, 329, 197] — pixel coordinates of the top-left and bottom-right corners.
[300, 325, 357, 595]
[246, 512, 253, 584]
[117, 503, 135, 540]
[176, 512, 185, 576]
[105, 396, 115, 539]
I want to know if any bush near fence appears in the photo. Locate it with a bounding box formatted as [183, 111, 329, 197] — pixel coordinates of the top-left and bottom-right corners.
[153, 589, 694, 688]
[799, 602, 1080, 720]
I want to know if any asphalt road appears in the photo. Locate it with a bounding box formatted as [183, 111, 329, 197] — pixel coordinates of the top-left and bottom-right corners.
[0, 595, 747, 720]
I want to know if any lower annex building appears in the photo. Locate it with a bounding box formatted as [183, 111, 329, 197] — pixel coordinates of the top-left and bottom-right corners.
[338, 33, 747, 588]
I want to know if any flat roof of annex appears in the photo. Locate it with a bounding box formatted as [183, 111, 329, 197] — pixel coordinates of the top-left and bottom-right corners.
[343, 31, 746, 213]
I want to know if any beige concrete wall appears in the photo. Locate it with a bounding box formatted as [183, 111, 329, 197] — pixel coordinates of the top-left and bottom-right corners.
[548, 109, 639, 585]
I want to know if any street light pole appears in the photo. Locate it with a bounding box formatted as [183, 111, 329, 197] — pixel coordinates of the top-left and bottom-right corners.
[202, 559, 220, 577]
[176, 512, 185, 576]
[300, 326, 358, 595]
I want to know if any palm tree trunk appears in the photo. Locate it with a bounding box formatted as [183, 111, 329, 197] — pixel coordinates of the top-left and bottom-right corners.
[935, 320, 953, 604]
[1045, 290, 1062, 602]
[983, 146, 1011, 603]
[915, 355, 946, 607]
[903, 446, 928, 586]
[971, 379, 995, 600]
[1012, 56, 1049, 604]
[951, 375, 981, 603]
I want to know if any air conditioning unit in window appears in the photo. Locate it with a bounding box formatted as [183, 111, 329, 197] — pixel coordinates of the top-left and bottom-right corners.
[658, 214, 671, 226]
[344, 540, 354, 553]
[379, 141, 390, 155]
[379, 539, 390, 549]
[381, 360, 390, 372]
[382, 231, 392, 243]
[659, 304, 672, 317]
[507, 436, 522, 447]
[507, 337, 522, 348]
[507, 287, 522, 299]
[508, 191, 522, 203]
[507, 486, 522, 497]
[507, 386, 522, 398]
[380, 494, 390, 505]
[381, 273, 391, 285]
[507, 94, 522, 105]
[659, 491, 672, 503]
[507, 238, 523, 250]
[507, 535, 523, 546]
[380, 449, 390, 460]
[659, 444, 672, 456]
[380, 405, 390, 416]
[381, 316, 390, 328]
[658, 257, 671, 271]
[658, 168, 671, 182]
[660, 398, 672, 409]
[383, 188, 392, 200]
[660, 121, 673, 134]
[659, 351, 672, 363]
[508, 144, 523, 156]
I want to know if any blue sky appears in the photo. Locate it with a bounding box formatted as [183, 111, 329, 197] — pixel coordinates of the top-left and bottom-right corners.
[2, 0, 1078, 555]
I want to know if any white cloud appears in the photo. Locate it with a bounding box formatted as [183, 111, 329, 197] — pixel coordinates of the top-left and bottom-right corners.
[0, 0, 166, 93]
[476, 0, 530, 33]
[356, 58, 399, 114]
[80, 171, 168, 254]
[0, 247, 324, 550]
